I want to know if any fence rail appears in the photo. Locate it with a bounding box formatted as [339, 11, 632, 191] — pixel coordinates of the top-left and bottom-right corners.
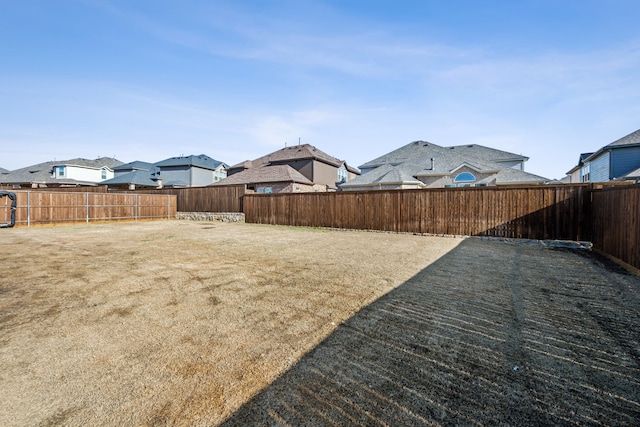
[3, 191, 177, 227]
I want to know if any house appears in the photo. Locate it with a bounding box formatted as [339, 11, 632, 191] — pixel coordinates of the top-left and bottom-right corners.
[565, 153, 594, 184]
[216, 144, 360, 193]
[153, 154, 228, 187]
[101, 161, 162, 190]
[565, 129, 640, 183]
[112, 161, 156, 177]
[102, 156, 228, 189]
[0, 157, 123, 188]
[341, 141, 548, 191]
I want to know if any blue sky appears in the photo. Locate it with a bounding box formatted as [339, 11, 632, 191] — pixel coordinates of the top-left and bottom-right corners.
[1, 0, 639, 179]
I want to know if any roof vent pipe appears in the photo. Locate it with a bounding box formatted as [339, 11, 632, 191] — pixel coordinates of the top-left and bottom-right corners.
[430, 158, 435, 170]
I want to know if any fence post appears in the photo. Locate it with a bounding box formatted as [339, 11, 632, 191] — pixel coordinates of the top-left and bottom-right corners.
[135, 193, 138, 221]
[27, 191, 31, 227]
[167, 195, 171, 220]
[86, 192, 89, 224]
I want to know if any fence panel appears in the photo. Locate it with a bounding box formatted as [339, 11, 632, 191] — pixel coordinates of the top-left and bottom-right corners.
[244, 185, 593, 241]
[149, 186, 246, 213]
[591, 185, 640, 271]
[9, 191, 176, 227]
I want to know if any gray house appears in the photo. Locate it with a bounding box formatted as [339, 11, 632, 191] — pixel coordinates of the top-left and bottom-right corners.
[102, 161, 162, 190]
[102, 155, 228, 189]
[341, 141, 547, 190]
[566, 129, 640, 183]
[154, 154, 228, 187]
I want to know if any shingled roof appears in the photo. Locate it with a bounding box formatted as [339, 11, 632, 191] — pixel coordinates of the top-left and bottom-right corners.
[212, 165, 313, 186]
[155, 154, 227, 170]
[230, 144, 359, 174]
[360, 141, 526, 171]
[344, 140, 547, 188]
[101, 169, 161, 187]
[113, 161, 155, 172]
[0, 157, 123, 186]
[605, 129, 640, 148]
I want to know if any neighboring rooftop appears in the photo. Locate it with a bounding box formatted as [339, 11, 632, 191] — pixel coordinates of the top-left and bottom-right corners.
[0, 157, 123, 186]
[212, 165, 314, 186]
[344, 140, 547, 189]
[155, 154, 227, 170]
[606, 128, 640, 148]
[230, 144, 359, 174]
[360, 141, 527, 171]
[113, 161, 155, 172]
[101, 169, 162, 187]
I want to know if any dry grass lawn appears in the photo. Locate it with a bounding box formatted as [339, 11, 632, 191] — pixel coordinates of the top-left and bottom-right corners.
[0, 221, 462, 426]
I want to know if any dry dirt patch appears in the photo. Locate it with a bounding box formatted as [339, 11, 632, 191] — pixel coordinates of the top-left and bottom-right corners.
[0, 221, 461, 426]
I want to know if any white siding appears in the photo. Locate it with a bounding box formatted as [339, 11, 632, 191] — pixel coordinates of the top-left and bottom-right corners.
[55, 165, 113, 182]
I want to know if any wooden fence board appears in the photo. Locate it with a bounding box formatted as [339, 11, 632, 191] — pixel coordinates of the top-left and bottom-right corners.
[139, 185, 246, 213]
[244, 183, 640, 271]
[591, 185, 639, 271]
[9, 191, 176, 226]
[244, 185, 594, 241]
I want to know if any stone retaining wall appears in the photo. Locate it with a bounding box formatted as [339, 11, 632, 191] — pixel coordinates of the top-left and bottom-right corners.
[176, 212, 245, 222]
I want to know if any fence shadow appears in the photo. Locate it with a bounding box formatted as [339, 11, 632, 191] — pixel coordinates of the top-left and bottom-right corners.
[220, 238, 640, 426]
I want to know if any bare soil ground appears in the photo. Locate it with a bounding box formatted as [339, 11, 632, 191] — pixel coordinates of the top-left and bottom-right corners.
[1, 221, 639, 426]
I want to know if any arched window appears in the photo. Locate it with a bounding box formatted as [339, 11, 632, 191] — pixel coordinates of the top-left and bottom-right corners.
[454, 172, 476, 183]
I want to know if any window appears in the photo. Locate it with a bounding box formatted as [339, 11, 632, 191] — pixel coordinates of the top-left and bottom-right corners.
[337, 166, 348, 183]
[257, 186, 273, 194]
[454, 172, 475, 183]
[452, 172, 477, 188]
[581, 164, 591, 182]
[214, 167, 227, 182]
[101, 169, 107, 179]
[57, 166, 65, 177]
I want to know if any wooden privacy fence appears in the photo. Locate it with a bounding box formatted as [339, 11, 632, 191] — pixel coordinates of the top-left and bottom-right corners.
[244, 185, 592, 241]
[590, 185, 640, 272]
[6, 191, 177, 227]
[137, 185, 246, 213]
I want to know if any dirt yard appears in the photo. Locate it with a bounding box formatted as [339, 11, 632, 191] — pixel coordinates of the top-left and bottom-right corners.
[1, 221, 639, 426]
